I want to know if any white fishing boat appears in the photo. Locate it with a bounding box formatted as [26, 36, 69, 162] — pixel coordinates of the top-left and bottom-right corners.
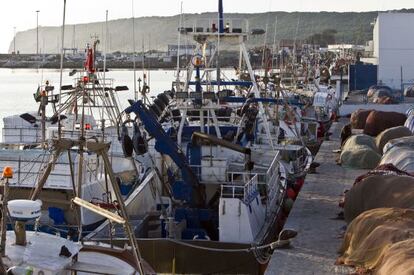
[86, 1, 312, 273]
[0, 40, 160, 235]
[0, 159, 154, 274]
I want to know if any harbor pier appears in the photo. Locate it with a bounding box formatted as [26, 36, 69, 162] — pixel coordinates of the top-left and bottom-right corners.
[266, 120, 366, 275]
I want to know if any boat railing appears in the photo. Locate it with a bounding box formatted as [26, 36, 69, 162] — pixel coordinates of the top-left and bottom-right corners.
[73, 77, 114, 89]
[186, 18, 249, 34]
[265, 156, 283, 210]
[218, 153, 286, 216]
[176, 114, 234, 123]
[49, 129, 105, 140]
[226, 170, 267, 185]
[221, 174, 259, 204]
[2, 127, 41, 144]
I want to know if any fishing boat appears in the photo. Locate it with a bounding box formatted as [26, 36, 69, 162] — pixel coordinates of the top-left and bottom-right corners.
[0, 39, 161, 236]
[86, 1, 312, 273]
[0, 156, 154, 274]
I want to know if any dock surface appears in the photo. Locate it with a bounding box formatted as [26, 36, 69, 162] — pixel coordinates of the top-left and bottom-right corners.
[266, 120, 366, 275]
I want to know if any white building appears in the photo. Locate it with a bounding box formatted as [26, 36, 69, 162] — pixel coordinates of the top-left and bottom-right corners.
[373, 13, 414, 90]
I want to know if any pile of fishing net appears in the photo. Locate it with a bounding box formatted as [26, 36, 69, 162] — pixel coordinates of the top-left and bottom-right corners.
[375, 239, 414, 275]
[338, 208, 414, 273]
[405, 114, 414, 134]
[380, 146, 414, 173]
[363, 111, 407, 136]
[367, 85, 395, 104]
[350, 109, 373, 129]
[353, 163, 414, 185]
[340, 134, 381, 169]
[344, 174, 414, 223]
[375, 126, 412, 153]
[383, 135, 414, 153]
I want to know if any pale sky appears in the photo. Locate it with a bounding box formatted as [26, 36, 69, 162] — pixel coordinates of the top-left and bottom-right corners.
[1, 0, 414, 53]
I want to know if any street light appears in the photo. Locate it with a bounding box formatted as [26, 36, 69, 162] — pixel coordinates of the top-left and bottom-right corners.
[13, 27, 16, 54]
[36, 10, 40, 55]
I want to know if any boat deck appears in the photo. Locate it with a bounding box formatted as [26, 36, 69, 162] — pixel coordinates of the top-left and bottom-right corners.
[265, 119, 367, 275]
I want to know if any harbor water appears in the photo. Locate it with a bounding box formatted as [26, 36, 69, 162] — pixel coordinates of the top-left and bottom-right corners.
[0, 68, 176, 133]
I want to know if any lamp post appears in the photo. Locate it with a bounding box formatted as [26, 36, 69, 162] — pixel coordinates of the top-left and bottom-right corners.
[36, 10, 40, 55]
[13, 27, 16, 54]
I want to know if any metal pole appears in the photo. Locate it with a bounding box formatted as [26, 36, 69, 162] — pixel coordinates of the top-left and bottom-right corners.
[58, 0, 66, 138]
[132, 0, 137, 101]
[96, 146, 145, 274]
[175, 1, 183, 92]
[0, 178, 8, 257]
[13, 27, 16, 54]
[103, 10, 108, 107]
[36, 10, 40, 55]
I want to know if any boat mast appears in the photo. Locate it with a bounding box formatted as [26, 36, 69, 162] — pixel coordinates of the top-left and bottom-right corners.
[216, 0, 224, 92]
[175, 1, 183, 92]
[271, 16, 278, 71]
[132, 0, 138, 101]
[102, 10, 109, 128]
[57, 0, 67, 138]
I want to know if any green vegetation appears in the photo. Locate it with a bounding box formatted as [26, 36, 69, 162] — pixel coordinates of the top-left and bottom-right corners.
[11, 9, 414, 53]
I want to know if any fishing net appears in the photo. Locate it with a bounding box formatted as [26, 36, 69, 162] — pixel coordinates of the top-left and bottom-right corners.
[363, 111, 407, 137]
[383, 135, 414, 153]
[344, 175, 414, 223]
[338, 208, 414, 271]
[375, 239, 414, 275]
[375, 126, 412, 153]
[405, 115, 414, 134]
[350, 109, 372, 129]
[380, 147, 414, 173]
[353, 163, 414, 185]
[340, 134, 380, 169]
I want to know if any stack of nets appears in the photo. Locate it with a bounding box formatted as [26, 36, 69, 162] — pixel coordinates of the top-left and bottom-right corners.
[383, 135, 414, 153]
[338, 208, 414, 273]
[344, 174, 414, 223]
[350, 109, 373, 129]
[340, 134, 381, 169]
[380, 146, 414, 173]
[375, 126, 412, 153]
[363, 111, 407, 136]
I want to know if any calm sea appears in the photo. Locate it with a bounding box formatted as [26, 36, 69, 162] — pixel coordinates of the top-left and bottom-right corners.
[0, 68, 176, 134]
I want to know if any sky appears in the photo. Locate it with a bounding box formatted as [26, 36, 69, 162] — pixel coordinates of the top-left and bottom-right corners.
[1, 0, 414, 53]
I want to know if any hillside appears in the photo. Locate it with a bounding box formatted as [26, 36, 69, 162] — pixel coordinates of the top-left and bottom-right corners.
[9, 9, 414, 54]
